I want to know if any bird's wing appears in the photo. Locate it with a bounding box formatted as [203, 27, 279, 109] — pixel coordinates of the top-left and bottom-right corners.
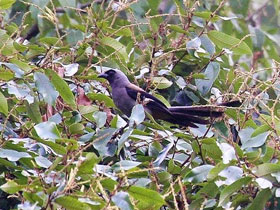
[125, 84, 230, 128]
[126, 84, 167, 107]
[125, 84, 173, 119]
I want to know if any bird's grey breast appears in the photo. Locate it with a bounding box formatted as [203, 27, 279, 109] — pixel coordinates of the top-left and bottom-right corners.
[112, 87, 136, 116]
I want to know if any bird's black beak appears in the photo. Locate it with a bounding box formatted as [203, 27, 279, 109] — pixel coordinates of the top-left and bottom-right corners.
[98, 72, 108, 79]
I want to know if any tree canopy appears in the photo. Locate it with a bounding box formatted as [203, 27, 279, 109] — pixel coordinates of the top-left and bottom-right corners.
[0, 0, 280, 209]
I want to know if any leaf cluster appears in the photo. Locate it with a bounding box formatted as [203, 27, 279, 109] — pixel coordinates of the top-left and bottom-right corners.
[0, 0, 280, 210]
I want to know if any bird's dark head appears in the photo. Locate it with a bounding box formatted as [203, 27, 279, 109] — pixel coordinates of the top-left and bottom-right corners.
[98, 69, 130, 87]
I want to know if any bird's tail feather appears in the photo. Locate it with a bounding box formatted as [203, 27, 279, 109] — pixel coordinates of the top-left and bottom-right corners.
[167, 100, 240, 127]
[168, 106, 224, 117]
[170, 112, 210, 124]
[167, 112, 210, 128]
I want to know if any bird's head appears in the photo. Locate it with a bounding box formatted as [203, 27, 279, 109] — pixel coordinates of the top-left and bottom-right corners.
[98, 69, 130, 87]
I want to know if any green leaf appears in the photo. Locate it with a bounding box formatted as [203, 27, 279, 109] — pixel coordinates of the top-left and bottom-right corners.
[107, 27, 132, 37]
[79, 105, 98, 115]
[23, 192, 43, 206]
[25, 100, 42, 124]
[56, 138, 79, 151]
[251, 124, 271, 137]
[253, 163, 280, 177]
[6, 22, 18, 34]
[34, 121, 61, 140]
[0, 91, 8, 116]
[69, 123, 85, 135]
[0, 180, 23, 194]
[152, 77, 173, 89]
[262, 147, 274, 162]
[78, 153, 100, 175]
[168, 24, 188, 35]
[13, 42, 28, 52]
[1, 62, 24, 78]
[45, 69, 76, 109]
[246, 189, 271, 210]
[194, 181, 219, 199]
[39, 37, 60, 46]
[34, 72, 58, 106]
[173, 0, 185, 16]
[0, 158, 21, 169]
[184, 165, 214, 183]
[202, 138, 222, 160]
[55, 196, 91, 210]
[101, 178, 118, 191]
[208, 30, 252, 55]
[218, 177, 252, 206]
[168, 159, 181, 174]
[153, 93, 171, 107]
[87, 93, 115, 107]
[66, 29, 84, 45]
[0, 68, 14, 80]
[128, 186, 165, 208]
[147, 0, 161, 13]
[0, 0, 15, 10]
[12, 55, 31, 69]
[100, 37, 129, 62]
[34, 138, 66, 155]
[194, 11, 219, 20]
[0, 30, 16, 55]
[192, 73, 206, 79]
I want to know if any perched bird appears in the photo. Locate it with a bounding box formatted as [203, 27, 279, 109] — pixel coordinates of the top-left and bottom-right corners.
[98, 69, 237, 128]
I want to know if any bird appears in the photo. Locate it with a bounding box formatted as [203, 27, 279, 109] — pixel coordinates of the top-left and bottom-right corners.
[98, 69, 238, 128]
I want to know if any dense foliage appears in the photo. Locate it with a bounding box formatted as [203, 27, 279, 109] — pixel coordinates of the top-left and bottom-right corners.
[0, 0, 280, 209]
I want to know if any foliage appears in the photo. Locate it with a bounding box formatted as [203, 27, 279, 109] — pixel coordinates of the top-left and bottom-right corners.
[0, 0, 280, 209]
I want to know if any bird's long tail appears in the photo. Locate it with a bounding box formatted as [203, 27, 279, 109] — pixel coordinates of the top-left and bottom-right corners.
[167, 100, 240, 128]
